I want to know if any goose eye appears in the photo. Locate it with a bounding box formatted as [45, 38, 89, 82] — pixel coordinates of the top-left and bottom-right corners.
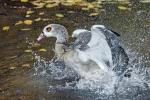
[46, 27, 51, 32]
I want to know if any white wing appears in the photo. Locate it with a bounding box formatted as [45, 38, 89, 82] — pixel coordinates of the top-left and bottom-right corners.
[80, 25, 113, 71]
[71, 26, 113, 72]
[71, 29, 91, 51]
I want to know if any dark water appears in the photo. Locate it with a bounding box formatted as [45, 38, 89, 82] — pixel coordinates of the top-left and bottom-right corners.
[0, 0, 150, 100]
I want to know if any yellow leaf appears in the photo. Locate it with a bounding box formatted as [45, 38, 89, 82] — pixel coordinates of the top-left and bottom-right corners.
[67, 11, 75, 13]
[140, 0, 150, 3]
[22, 64, 30, 68]
[46, 3, 57, 8]
[2, 26, 10, 31]
[39, 48, 47, 52]
[15, 21, 23, 25]
[34, 18, 41, 21]
[82, 7, 89, 11]
[33, 3, 45, 9]
[24, 20, 33, 25]
[87, 4, 94, 9]
[21, 28, 31, 31]
[21, 0, 28, 2]
[61, 2, 74, 6]
[55, 13, 64, 18]
[89, 13, 99, 16]
[8, 56, 17, 59]
[25, 15, 30, 18]
[118, 6, 128, 10]
[39, 12, 44, 15]
[10, 67, 16, 70]
[32, 43, 41, 47]
[24, 49, 32, 53]
[26, 10, 34, 15]
[42, 18, 50, 21]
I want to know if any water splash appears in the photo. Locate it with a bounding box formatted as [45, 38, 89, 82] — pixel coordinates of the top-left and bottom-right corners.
[26, 35, 150, 99]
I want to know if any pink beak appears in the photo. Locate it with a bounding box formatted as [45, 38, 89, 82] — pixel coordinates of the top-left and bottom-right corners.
[37, 33, 45, 42]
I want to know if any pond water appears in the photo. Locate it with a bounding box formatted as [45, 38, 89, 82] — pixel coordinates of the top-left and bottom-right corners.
[0, 0, 150, 100]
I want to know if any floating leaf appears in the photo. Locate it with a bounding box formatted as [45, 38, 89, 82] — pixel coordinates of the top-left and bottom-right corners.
[8, 56, 17, 59]
[82, 7, 89, 11]
[15, 21, 23, 25]
[46, 3, 57, 8]
[20, 0, 28, 2]
[39, 48, 47, 52]
[2, 26, 10, 31]
[140, 0, 150, 3]
[67, 11, 75, 13]
[33, 2, 45, 9]
[25, 15, 30, 18]
[34, 18, 41, 21]
[89, 13, 99, 16]
[39, 12, 44, 15]
[118, 6, 129, 10]
[55, 13, 64, 18]
[42, 18, 50, 21]
[26, 10, 34, 15]
[24, 20, 33, 25]
[10, 67, 16, 70]
[87, 4, 94, 9]
[32, 43, 41, 47]
[61, 2, 74, 6]
[22, 64, 30, 68]
[24, 49, 32, 53]
[21, 28, 31, 31]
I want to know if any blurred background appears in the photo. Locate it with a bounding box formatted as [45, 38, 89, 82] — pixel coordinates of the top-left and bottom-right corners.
[0, 0, 149, 99]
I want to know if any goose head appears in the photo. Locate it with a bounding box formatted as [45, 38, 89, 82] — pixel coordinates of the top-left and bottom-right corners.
[37, 24, 68, 43]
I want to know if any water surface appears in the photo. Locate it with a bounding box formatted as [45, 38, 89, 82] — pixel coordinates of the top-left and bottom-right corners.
[0, 0, 150, 100]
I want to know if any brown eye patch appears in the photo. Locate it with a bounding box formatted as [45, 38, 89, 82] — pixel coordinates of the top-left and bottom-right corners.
[46, 27, 51, 32]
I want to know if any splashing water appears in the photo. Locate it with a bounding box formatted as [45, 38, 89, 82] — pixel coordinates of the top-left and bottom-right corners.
[32, 51, 149, 95]
[25, 36, 150, 99]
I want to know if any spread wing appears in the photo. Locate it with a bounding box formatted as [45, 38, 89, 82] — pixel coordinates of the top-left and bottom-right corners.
[92, 26, 121, 47]
[72, 31, 91, 51]
[91, 25, 129, 75]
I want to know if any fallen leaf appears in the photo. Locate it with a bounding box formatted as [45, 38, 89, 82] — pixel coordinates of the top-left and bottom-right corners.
[55, 13, 64, 18]
[8, 56, 17, 59]
[33, 3, 45, 9]
[26, 10, 34, 15]
[118, 6, 129, 10]
[89, 13, 99, 16]
[24, 20, 33, 25]
[61, 2, 74, 6]
[43, 1, 56, 3]
[140, 0, 150, 3]
[46, 3, 57, 8]
[67, 11, 75, 13]
[24, 49, 32, 53]
[82, 7, 89, 11]
[10, 67, 16, 70]
[21, 28, 31, 31]
[15, 21, 23, 25]
[87, 4, 94, 9]
[34, 18, 41, 21]
[22, 64, 30, 68]
[39, 48, 47, 52]
[42, 18, 50, 21]
[2, 26, 10, 31]
[20, 0, 28, 2]
[32, 42, 41, 47]
[78, 3, 88, 7]
[39, 12, 44, 15]
[25, 15, 30, 18]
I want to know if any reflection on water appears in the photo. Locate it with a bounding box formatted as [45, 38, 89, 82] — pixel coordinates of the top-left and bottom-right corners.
[0, 0, 150, 100]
